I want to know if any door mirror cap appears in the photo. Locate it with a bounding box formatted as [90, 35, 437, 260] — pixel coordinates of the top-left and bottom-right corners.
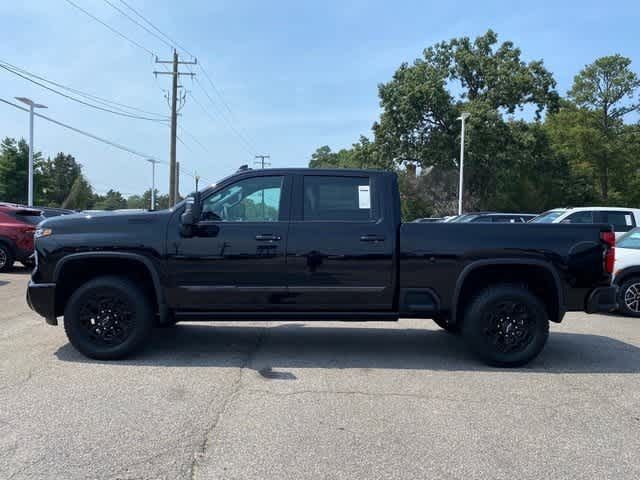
[180, 192, 201, 236]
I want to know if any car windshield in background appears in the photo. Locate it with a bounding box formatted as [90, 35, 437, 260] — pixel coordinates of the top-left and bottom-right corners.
[530, 210, 566, 223]
[617, 229, 640, 249]
[14, 210, 45, 225]
[450, 214, 479, 223]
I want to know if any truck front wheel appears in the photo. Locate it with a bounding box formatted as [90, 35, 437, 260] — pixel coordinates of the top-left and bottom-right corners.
[63, 276, 153, 360]
[462, 285, 549, 367]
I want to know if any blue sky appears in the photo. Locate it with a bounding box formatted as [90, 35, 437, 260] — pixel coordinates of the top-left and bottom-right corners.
[0, 0, 638, 197]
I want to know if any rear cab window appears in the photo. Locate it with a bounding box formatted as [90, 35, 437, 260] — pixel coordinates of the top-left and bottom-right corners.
[302, 175, 375, 221]
[600, 211, 635, 232]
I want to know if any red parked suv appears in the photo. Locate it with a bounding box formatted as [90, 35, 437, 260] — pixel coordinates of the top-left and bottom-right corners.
[0, 204, 45, 271]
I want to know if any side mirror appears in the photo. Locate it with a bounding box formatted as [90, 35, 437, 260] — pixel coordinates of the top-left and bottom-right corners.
[180, 192, 201, 236]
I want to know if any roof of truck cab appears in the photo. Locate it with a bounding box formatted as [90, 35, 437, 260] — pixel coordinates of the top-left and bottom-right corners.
[208, 168, 395, 188]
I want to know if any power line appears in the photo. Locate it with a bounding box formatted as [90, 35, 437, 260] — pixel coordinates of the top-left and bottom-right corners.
[117, 0, 196, 58]
[0, 63, 168, 122]
[63, 0, 156, 57]
[102, 0, 173, 51]
[0, 59, 167, 118]
[190, 82, 257, 157]
[108, 2, 259, 156]
[1, 96, 163, 162]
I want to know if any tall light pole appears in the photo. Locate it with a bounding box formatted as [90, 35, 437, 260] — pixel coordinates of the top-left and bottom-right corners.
[146, 159, 160, 210]
[457, 112, 470, 215]
[15, 97, 47, 207]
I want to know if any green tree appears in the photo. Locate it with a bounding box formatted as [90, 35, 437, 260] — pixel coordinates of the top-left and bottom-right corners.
[568, 55, 640, 200]
[127, 189, 170, 210]
[93, 190, 127, 210]
[0, 137, 43, 204]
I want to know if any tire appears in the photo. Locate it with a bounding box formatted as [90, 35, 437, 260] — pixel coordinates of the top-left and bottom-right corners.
[63, 276, 153, 360]
[617, 277, 640, 317]
[432, 315, 460, 334]
[462, 284, 549, 367]
[21, 258, 35, 269]
[0, 244, 14, 272]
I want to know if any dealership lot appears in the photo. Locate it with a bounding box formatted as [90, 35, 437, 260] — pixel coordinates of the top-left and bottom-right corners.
[1, 269, 639, 480]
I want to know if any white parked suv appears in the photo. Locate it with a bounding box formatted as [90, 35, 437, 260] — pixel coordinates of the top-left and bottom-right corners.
[612, 228, 640, 316]
[530, 207, 640, 238]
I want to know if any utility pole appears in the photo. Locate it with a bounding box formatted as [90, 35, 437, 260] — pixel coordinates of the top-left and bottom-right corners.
[195, 172, 200, 192]
[154, 50, 196, 206]
[175, 161, 180, 201]
[15, 97, 47, 206]
[254, 154, 271, 169]
[254, 155, 270, 218]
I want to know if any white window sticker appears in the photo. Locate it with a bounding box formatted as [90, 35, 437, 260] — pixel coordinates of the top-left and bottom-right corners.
[358, 185, 371, 209]
[625, 214, 633, 226]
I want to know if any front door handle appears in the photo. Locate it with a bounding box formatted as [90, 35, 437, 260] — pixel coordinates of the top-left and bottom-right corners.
[255, 234, 281, 241]
[360, 234, 385, 242]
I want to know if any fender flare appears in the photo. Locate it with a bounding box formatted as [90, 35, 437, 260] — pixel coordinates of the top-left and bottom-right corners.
[54, 251, 167, 320]
[451, 258, 565, 323]
[613, 266, 640, 285]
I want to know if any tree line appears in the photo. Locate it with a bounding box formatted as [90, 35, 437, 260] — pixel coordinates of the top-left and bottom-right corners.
[309, 30, 640, 220]
[0, 137, 170, 210]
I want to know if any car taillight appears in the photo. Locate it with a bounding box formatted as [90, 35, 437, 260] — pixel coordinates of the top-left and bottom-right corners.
[601, 231, 615, 274]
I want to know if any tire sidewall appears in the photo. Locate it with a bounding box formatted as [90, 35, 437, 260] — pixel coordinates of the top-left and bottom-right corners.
[462, 286, 549, 367]
[64, 276, 153, 360]
[0, 244, 14, 272]
[617, 277, 640, 318]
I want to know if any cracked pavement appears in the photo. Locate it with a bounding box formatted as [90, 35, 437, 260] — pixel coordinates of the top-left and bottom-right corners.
[1, 269, 640, 479]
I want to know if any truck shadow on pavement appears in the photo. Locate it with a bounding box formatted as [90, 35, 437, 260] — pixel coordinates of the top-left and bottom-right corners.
[55, 323, 640, 374]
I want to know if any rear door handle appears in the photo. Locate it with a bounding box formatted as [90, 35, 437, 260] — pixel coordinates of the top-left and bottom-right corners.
[255, 234, 281, 241]
[360, 234, 385, 242]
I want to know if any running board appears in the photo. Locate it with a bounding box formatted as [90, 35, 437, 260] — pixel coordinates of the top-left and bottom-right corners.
[174, 311, 401, 322]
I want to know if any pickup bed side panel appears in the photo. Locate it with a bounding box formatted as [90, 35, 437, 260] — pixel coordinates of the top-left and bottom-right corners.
[399, 222, 611, 317]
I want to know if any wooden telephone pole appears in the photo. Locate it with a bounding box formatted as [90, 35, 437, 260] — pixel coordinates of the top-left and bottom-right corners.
[154, 50, 197, 206]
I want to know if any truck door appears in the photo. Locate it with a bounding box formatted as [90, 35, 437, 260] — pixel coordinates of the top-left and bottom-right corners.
[285, 173, 395, 311]
[166, 174, 291, 311]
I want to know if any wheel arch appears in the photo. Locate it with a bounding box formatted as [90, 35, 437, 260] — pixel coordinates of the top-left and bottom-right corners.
[451, 259, 565, 325]
[613, 267, 640, 286]
[53, 252, 167, 321]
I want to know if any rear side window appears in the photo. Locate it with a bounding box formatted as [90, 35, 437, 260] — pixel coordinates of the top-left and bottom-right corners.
[12, 210, 45, 225]
[303, 176, 372, 221]
[602, 211, 635, 232]
[492, 216, 520, 223]
[563, 211, 594, 224]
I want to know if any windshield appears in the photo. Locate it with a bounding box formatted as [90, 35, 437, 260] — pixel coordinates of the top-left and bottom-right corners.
[530, 210, 566, 223]
[617, 229, 640, 250]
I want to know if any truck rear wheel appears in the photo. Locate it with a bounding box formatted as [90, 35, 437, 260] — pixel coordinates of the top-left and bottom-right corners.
[63, 276, 153, 360]
[462, 285, 549, 367]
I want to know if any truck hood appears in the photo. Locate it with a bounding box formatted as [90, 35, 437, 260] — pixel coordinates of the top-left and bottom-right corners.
[40, 209, 174, 234]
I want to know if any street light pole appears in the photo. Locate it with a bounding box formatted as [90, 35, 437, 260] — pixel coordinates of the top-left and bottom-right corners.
[147, 159, 159, 210]
[15, 97, 47, 207]
[457, 112, 470, 215]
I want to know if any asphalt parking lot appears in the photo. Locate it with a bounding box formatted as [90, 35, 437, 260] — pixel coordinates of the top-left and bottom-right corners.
[1, 269, 639, 480]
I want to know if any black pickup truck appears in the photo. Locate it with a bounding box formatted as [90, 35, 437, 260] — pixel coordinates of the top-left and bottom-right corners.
[27, 168, 617, 366]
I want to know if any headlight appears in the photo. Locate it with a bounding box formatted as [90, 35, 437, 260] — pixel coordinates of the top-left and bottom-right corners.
[34, 228, 52, 238]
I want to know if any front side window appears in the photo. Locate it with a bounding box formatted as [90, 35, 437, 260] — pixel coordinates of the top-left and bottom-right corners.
[563, 211, 594, 224]
[201, 176, 283, 222]
[303, 176, 372, 221]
